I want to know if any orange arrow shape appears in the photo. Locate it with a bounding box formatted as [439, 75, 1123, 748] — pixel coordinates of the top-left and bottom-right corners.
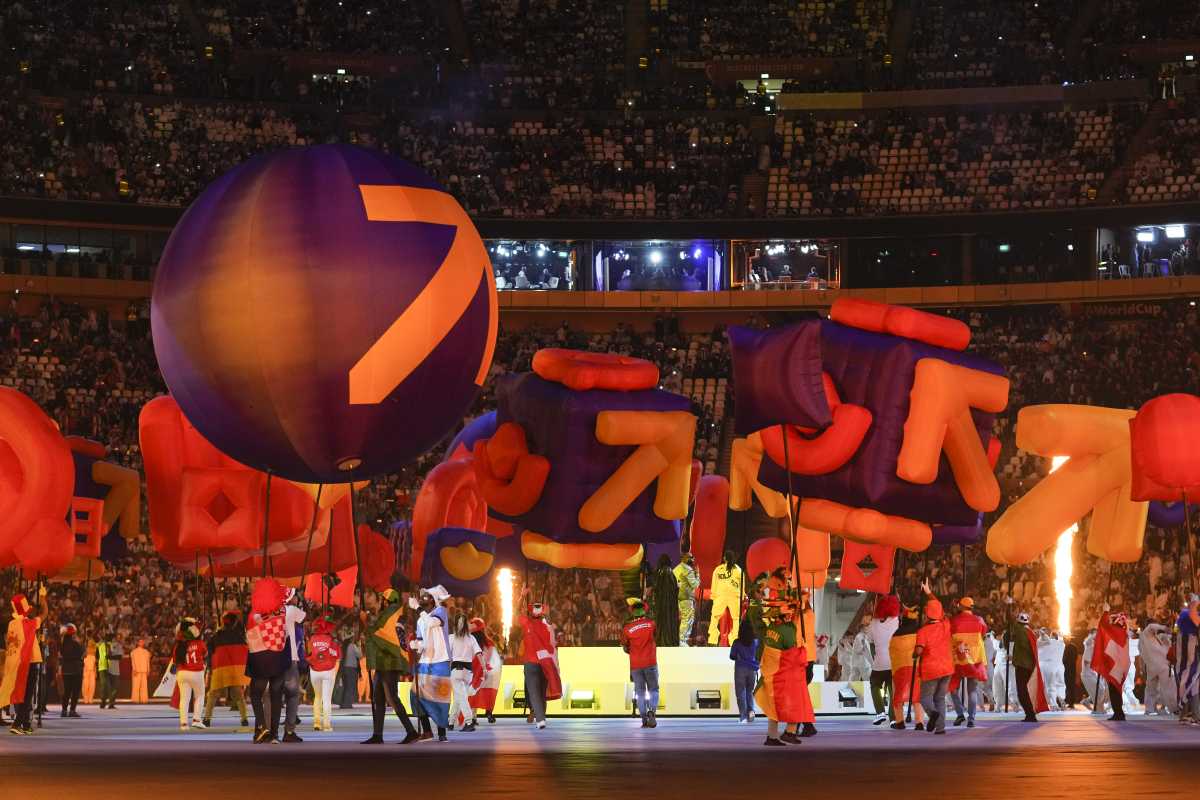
[350, 185, 498, 404]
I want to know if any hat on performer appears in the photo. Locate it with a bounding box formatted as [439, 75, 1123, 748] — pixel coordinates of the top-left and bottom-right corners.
[61, 623, 77, 636]
[313, 614, 336, 634]
[10, 593, 31, 617]
[1017, 612, 1030, 624]
[423, 585, 450, 604]
[959, 596, 975, 609]
[874, 594, 901, 619]
[902, 603, 919, 620]
[176, 617, 201, 640]
[381, 587, 401, 604]
[469, 617, 486, 633]
[626, 597, 646, 615]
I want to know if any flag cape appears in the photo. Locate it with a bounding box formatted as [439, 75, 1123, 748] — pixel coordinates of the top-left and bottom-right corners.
[521, 615, 562, 701]
[1091, 613, 1130, 689]
[416, 618, 452, 729]
[1177, 609, 1200, 703]
[889, 631, 920, 709]
[246, 611, 289, 678]
[950, 612, 988, 690]
[0, 615, 36, 707]
[540, 652, 563, 702]
[210, 642, 251, 690]
[469, 646, 503, 712]
[754, 621, 815, 724]
[1023, 627, 1051, 713]
[371, 605, 406, 661]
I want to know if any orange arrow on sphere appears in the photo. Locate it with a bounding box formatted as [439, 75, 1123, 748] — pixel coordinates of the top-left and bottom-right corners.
[349, 185, 498, 404]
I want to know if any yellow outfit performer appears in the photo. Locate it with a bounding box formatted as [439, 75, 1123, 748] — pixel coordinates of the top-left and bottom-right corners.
[708, 555, 744, 645]
[130, 640, 152, 703]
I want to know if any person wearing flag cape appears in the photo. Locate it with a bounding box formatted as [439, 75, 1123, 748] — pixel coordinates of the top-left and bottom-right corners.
[515, 587, 561, 730]
[468, 618, 502, 724]
[755, 589, 815, 746]
[202, 611, 250, 729]
[410, 596, 452, 741]
[1091, 610, 1134, 721]
[888, 603, 926, 730]
[948, 597, 988, 728]
[1176, 594, 1200, 724]
[360, 588, 419, 744]
[0, 587, 48, 736]
[1003, 610, 1050, 722]
[246, 578, 292, 743]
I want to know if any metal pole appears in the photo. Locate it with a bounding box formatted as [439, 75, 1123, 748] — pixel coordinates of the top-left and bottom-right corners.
[297, 484, 325, 600]
[260, 472, 273, 579]
[906, 551, 931, 723]
[1092, 560, 1117, 714]
[1184, 491, 1198, 595]
[779, 425, 805, 645]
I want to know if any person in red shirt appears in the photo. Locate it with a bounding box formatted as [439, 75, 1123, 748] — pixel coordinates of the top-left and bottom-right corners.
[306, 615, 342, 732]
[912, 581, 953, 734]
[514, 587, 560, 729]
[174, 617, 208, 731]
[620, 598, 659, 728]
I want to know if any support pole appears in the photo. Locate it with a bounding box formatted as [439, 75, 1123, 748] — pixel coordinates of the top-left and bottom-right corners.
[260, 472, 273, 578]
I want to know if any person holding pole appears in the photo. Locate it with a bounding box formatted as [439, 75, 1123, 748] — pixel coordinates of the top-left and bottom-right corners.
[1004, 611, 1049, 722]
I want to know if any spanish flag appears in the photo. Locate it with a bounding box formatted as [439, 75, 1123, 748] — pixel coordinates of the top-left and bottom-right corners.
[753, 620, 815, 724]
[949, 611, 988, 690]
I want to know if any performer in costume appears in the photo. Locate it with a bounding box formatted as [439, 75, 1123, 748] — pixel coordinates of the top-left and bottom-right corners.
[1, 587, 48, 735]
[202, 611, 250, 728]
[130, 638, 151, 704]
[708, 552, 743, 645]
[305, 614, 341, 732]
[81, 640, 96, 706]
[1003, 611, 1050, 722]
[982, 631, 998, 708]
[361, 588, 419, 744]
[246, 578, 292, 743]
[1176, 595, 1200, 723]
[866, 594, 900, 725]
[279, 589, 307, 742]
[755, 592, 815, 746]
[468, 618, 502, 724]
[174, 617, 208, 730]
[1091, 610, 1133, 721]
[913, 583, 953, 734]
[447, 613, 482, 732]
[515, 587, 560, 729]
[888, 603, 925, 730]
[1038, 629, 1067, 709]
[411, 601, 452, 741]
[1140, 619, 1176, 715]
[651, 556, 680, 647]
[673, 554, 700, 646]
[949, 597, 987, 727]
[1081, 626, 1109, 714]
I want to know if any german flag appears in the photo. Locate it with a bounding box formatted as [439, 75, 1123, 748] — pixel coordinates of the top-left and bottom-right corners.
[209, 628, 249, 691]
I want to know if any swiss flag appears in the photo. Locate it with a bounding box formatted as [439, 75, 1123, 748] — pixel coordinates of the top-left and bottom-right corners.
[1091, 612, 1131, 688]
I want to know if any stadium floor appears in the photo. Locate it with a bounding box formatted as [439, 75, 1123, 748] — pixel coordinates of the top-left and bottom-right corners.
[2, 707, 1196, 799]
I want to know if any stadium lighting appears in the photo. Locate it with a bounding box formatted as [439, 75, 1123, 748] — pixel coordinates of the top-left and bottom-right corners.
[649, 250, 663, 265]
[1136, 230, 1155, 243]
[1166, 225, 1186, 239]
[997, 243, 1011, 253]
[693, 247, 703, 259]
[1067, 244, 1074, 251]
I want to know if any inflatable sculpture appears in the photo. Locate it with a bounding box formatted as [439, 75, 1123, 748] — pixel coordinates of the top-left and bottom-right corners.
[151, 144, 498, 484]
[0, 388, 142, 579]
[987, 405, 1146, 565]
[728, 298, 1008, 593]
[139, 395, 391, 580]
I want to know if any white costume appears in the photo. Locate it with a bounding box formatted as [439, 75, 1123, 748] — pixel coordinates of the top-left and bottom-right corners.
[847, 631, 874, 682]
[1037, 632, 1067, 708]
[1081, 630, 1110, 713]
[982, 632, 998, 704]
[448, 629, 482, 728]
[1140, 623, 1176, 715]
[991, 645, 1020, 710]
[1123, 636, 1141, 711]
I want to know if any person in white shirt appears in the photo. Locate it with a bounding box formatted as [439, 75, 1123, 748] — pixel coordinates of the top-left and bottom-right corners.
[280, 590, 307, 742]
[448, 613, 483, 732]
[866, 595, 901, 725]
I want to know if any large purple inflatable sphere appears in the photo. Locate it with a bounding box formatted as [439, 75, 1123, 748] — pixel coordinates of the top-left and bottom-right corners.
[152, 144, 497, 483]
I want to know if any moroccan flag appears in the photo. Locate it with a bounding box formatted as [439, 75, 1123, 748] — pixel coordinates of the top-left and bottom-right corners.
[753, 620, 815, 724]
[1091, 612, 1131, 689]
[889, 631, 920, 712]
[950, 612, 988, 690]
